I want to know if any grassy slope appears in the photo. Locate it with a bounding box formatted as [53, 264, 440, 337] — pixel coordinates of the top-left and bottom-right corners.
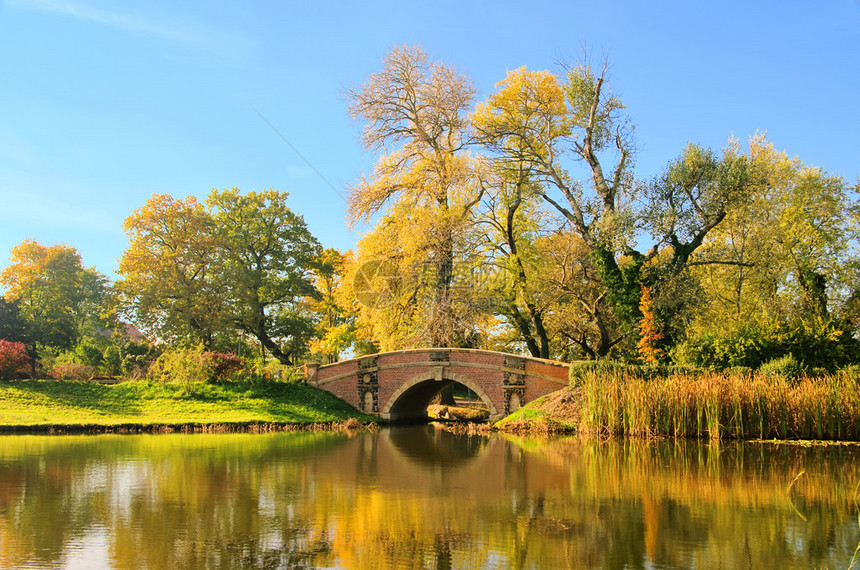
[494, 387, 581, 433]
[0, 380, 377, 428]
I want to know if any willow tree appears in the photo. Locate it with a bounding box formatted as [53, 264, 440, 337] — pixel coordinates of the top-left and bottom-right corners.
[678, 136, 860, 368]
[347, 45, 484, 349]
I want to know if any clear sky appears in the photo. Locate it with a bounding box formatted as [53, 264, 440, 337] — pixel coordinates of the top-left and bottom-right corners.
[1, 0, 858, 279]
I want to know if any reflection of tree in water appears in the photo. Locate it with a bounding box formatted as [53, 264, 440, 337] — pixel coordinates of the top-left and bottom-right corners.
[2, 434, 860, 568]
[0, 432, 353, 569]
[386, 425, 487, 468]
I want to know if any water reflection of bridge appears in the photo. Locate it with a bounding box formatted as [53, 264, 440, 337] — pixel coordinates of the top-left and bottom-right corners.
[305, 349, 570, 421]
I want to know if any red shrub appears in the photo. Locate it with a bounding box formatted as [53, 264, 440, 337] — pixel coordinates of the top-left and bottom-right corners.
[0, 339, 30, 380]
[204, 351, 245, 381]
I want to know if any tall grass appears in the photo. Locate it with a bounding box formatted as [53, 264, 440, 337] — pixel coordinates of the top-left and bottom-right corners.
[579, 369, 860, 440]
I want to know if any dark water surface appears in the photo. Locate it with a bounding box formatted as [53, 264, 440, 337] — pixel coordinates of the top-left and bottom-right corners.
[0, 426, 858, 569]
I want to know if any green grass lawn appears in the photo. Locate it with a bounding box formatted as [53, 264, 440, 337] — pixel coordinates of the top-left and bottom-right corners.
[0, 380, 377, 428]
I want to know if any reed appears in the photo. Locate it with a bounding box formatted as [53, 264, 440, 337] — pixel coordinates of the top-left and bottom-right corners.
[579, 369, 860, 440]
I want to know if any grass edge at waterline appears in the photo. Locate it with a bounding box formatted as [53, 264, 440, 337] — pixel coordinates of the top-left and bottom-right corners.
[577, 369, 860, 441]
[0, 379, 378, 431]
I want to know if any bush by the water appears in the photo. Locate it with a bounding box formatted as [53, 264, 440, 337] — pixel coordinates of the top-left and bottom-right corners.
[674, 318, 858, 372]
[579, 368, 860, 440]
[759, 354, 804, 382]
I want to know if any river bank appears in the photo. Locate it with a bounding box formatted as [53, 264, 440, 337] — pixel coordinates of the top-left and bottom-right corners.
[5, 369, 860, 441]
[496, 368, 860, 442]
[0, 379, 378, 432]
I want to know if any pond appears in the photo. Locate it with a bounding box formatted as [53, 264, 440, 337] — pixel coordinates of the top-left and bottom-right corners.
[0, 427, 858, 569]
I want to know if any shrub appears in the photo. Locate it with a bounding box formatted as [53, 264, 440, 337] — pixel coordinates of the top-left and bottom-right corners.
[675, 318, 859, 372]
[569, 360, 633, 386]
[121, 341, 159, 377]
[759, 354, 804, 383]
[149, 345, 214, 387]
[0, 339, 30, 380]
[74, 341, 104, 368]
[149, 346, 247, 385]
[245, 356, 300, 382]
[204, 351, 245, 382]
[102, 345, 122, 377]
[49, 362, 96, 381]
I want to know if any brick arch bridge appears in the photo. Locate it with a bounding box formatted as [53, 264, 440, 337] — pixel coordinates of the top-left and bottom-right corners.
[304, 349, 570, 422]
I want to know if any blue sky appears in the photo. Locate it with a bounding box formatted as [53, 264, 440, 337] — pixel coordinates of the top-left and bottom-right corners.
[1, 0, 858, 279]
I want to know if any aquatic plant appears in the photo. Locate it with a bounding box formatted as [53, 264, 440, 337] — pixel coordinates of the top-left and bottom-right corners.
[579, 369, 860, 440]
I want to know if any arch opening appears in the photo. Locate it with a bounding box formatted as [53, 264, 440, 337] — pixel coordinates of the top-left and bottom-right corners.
[382, 374, 497, 423]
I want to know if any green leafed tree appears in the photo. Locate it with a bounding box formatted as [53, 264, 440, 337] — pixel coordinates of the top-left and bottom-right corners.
[0, 297, 29, 344]
[116, 194, 230, 348]
[117, 189, 322, 365]
[207, 188, 321, 366]
[676, 136, 860, 369]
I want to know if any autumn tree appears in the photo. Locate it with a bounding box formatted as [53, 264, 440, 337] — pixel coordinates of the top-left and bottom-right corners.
[474, 63, 756, 356]
[347, 45, 485, 349]
[472, 64, 639, 356]
[116, 194, 229, 348]
[307, 249, 376, 362]
[1, 240, 108, 350]
[475, 166, 557, 358]
[540, 232, 628, 359]
[637, 285, 665, 364]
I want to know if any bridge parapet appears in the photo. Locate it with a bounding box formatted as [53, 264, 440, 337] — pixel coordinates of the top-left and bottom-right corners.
[306, 349, 570, 422]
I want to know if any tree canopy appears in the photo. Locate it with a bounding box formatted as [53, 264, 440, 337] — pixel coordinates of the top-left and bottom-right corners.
[116, 188, 321, 365]
[2, 47, 857, 373]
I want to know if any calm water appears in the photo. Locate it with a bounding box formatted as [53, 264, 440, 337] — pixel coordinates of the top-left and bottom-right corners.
[0, 427, 858, 569]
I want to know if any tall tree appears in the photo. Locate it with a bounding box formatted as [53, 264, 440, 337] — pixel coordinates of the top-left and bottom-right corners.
[1, 240, 107, 350]
[207, 188, 321, 365]
[347, 45, 484, 348]
[472, 64, 638, 356]
[118, 190, 322, 364]
[474, 63, 754, 355]
[116, 194, 228, 348]
[687, 136, 859, 333]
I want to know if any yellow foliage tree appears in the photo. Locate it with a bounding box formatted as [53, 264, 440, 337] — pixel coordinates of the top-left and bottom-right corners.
[1, 240, 106, 349]
[346, 45, 485, 348]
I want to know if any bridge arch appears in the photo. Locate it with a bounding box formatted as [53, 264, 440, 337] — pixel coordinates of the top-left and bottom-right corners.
[381, 371, 499, 422]
[305, 348, 569, 423]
